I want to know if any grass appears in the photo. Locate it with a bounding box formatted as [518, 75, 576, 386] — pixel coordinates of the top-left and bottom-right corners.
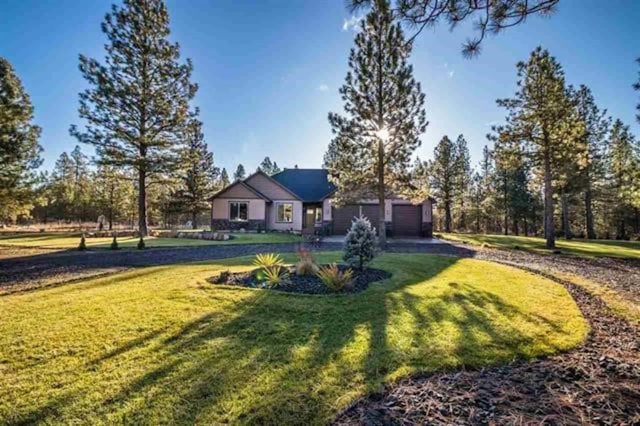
[0, 253, 587, 424]
[0, 232, 302, 250]
[438, 232, 640, 259]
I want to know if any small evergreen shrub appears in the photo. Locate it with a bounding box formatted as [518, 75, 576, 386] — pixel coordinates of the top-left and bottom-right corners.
[78, 234, 87, 251]
[343, 216, 378, 270]
[110, 236, 119, 250]
[137, 237, 145, 250]
[316, 264, 353, 292]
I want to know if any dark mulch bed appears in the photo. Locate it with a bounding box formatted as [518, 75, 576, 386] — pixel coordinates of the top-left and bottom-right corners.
[209, 265, 391, 295]
[335, 263, 640, 425]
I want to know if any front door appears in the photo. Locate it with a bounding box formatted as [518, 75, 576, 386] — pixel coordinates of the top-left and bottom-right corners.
[304, 207, 316, 234]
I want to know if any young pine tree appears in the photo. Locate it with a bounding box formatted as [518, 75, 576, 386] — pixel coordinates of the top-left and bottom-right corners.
[175, 117, 218, 229]
[233, 164, 246, 181]
[258, 157, 281, 176]
[0, 57, 43, 223]
[428, 136, 457, 232]
[453, 135, 472, 230]
[634, 57, 640, 124]
[606, 119, 640, 238]
[493, 47, 578, 249]
[219, 168, 230, 188]
[343, 216, 378, 270]
[569, 85, 610, 239]
[325, 0, 427, 247]
[71, 0, 197, 236]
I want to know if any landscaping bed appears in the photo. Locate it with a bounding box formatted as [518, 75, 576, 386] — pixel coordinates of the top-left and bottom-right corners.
[210, 264, 391, 294]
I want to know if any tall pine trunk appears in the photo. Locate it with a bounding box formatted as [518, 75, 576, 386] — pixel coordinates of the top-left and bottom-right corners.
[138, 170, 148, 237]
[543, 145, 555, 249]
[584, 185, 596, 239]
[377, 137, 386, 247]
[444, 200, 452, 233]
[561, 191, 572, 240]
[192, 211, 198, 230]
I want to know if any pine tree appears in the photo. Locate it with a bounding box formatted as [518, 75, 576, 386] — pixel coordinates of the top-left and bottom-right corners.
[492, 47, 578, 249]
[69, 145, 92, 222]
[428, 136, 457, 232]
[257, 157, 281, 175]
[634, 57, 640, 124]
[569, 84, 610, 239]
[349, 0, 559, 57]
[325, 0, 427, 246]
[477, 146, 497, 233]
[71, 0, 198, 236]
[95, 165, 134, 230]
[233, 164, 246, 181]
[606, 119, 640, 238]
[51, 152, 76, 220]
[453, 135, 471, 230]
[219, 168, 230, 188]
[174, 117, 218, 229]
[343, 216, 378, 269]
[0, 57, 43, 223]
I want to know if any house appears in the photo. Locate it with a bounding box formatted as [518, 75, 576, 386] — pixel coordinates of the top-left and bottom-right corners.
[209, 168, 434, 237]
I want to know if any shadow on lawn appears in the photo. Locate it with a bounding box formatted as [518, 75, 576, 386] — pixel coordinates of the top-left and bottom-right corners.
[13, 255, 576, 424]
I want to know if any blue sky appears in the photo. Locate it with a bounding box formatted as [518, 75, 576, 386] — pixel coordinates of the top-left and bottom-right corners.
[2, 0, 639, 173]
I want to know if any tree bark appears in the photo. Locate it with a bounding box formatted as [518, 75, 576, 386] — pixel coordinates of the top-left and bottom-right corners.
[503, 174, 508, 235]
[543, 146, 555, 249]
[377, 137, 386, 247]
[444, 200, 452, 233]
[138, 170, 148, 237]
[192, 211, 198, 230]
[584, 186, 596, 239]
[561, 190, 572, 240]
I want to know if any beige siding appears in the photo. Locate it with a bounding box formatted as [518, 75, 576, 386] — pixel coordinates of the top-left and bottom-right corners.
[212, 198, 265, 220]
[217, 183, 261, 199]
[267, 200, 303, 232]
[245, 173, 297, 200]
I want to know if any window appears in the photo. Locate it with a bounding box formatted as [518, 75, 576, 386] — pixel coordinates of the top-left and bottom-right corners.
[277, 203, 293, 223]
[229, 202, 248, 221]
[315, 208, 322, 223]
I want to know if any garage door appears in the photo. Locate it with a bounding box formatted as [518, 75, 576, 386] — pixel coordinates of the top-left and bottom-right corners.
[392, 205, 421, 237]
[332, 204, 380, 234]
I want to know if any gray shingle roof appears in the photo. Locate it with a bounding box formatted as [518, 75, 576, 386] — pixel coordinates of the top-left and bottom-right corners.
[271, 169, 336, 202]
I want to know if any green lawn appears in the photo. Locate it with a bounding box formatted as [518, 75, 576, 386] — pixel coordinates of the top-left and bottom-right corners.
[438, 232, 640, 259]
[0, 253, 587, 424]
[0, 232, 302, 250]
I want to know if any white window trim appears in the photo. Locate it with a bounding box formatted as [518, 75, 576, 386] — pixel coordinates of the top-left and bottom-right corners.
[276, 202, 294, 223]
[229, 201, 249, 222]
